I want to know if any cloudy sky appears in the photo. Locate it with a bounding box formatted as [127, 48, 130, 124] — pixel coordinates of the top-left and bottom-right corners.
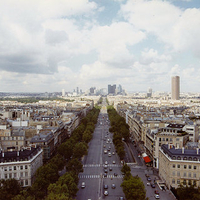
[0, 0, 200, 93]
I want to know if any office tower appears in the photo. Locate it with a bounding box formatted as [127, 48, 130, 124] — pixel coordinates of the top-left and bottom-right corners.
[62, 89, 65, 97]
[171, 76, 180, 100]
[147, 87, 152, 97]
[76, 87, 79, 94]
[108, 84, 116, 94]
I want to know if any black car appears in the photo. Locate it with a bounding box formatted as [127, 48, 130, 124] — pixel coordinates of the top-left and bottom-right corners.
[109, 167, 112, 171]
[104, 169, 108, 173]
[151, 183, 156, 188]
[112, 183, 116, 189]
[114, 173, 118, 177]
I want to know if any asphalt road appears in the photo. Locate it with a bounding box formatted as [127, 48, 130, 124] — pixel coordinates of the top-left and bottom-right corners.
[76, 104, 125, 200]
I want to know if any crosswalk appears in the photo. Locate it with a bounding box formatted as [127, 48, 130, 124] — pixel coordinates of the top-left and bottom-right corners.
[83, 164, 121, 168]
[78, 174, 124, 179]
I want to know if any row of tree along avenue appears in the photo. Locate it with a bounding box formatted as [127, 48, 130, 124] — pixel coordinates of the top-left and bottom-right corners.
[107, 105, 130, 160]
[121, 164, 146, 200]
[1, 107, 100, 200]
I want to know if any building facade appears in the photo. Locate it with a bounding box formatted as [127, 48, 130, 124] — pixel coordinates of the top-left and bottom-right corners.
[0, 147, 43, 187]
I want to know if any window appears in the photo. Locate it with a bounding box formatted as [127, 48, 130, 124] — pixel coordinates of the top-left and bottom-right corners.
[194, 166, 197, 170]
[4, 167, 7, 171]
[21, 172, 23, 177]
[176, 138, 179, 141]
[183, 172, 187, 177]
[25, 180, 28, 186]
[9, 173, 12, 178]
[159, 138, 161, 141]
[170, 138, 172, 141]
[166, 138, 168, 141]
[20, 181, 23, 186]
[172, 179, 175, 184]
[16, 141, 18, 145]
[177, 179, 180, 184]
[188, 180, 192, 185]
[183, 157, 187, 160]
[9, 167, 12, 171]
[177, 172, 180, 177]
[184, 165, 187, 169]
[193, 173, 196, 178]
[5, 174, 7, 179]
[193, 157, 197, 161]
[25, 165, 28, 169]
[173, 164, 175, 168]
[14, 166, 16, 170]
[177, 164, 180, 168]
[189, 165, 191, 169]
[189, 173, 191, 177]
[177, 156, 181, 160]
[14, 173, 17, 178]
[172, 171, 175, 176]
[162, 138, 165, 141]
[183, 180, 186, 185]
[25, 172, 28, 177]
[20, 166, 23, 170]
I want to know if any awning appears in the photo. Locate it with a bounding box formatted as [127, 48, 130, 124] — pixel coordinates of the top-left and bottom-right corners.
[142, 153, 151, 163]
[143, 156, 151, 163]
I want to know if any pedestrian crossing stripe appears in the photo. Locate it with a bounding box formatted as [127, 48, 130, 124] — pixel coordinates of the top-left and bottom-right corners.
[78, 174, 124, 179]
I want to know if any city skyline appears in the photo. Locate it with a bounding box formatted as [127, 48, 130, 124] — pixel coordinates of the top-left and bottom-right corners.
[0, 0, 200, 93]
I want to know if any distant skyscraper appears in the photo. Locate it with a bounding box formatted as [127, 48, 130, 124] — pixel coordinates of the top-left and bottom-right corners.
[76, 87, 79, 94]
[108, 84, 116, 94]
[62, 89, 65, 97]
[147, 87, 152, 97]
[171, 76, 180, 100]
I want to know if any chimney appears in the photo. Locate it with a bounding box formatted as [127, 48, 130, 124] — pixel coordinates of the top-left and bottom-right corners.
[182, 147, 184, 154]
[197, 148, 199, 155]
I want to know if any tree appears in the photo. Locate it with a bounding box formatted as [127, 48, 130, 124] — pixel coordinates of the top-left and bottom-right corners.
[0, 179, 21, 200]
[58, 140, 74, 160]
[73, 142, 88, 159]
[121, 164, 131, 175]
[66, 158, 83, 174]
[121, 176, 146, 200]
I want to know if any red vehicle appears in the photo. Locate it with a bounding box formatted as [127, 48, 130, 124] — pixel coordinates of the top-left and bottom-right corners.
[155, 190, 159, 194]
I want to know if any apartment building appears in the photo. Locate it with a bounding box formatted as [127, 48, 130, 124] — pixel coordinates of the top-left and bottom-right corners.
[159, 144, 200, 189]
[0, 147, 43, 187]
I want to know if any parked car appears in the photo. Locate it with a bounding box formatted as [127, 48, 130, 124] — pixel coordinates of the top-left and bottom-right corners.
[155, 194, 160, 199]
[112, 183, 116, 189]
[147, 182, 150, 186]
[151, 183, 156, 188]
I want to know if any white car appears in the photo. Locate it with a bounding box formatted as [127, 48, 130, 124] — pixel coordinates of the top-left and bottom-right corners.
[155, 194, 160, 199]
[147, 182, 150, 186]
[105, 161, 108, 165]
[104, 191, 109, 196]
[112, 161, 116, 164]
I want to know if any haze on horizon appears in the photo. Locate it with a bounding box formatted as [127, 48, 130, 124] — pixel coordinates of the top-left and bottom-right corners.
[0, 0, 200, 93]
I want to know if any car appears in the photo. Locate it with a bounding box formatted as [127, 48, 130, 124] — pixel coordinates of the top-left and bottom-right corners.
[151, 183, 156, 188]
[104, 145, 106, 148]
[104, 191, 109, 196]
[104, 150, 107, 154]
[106, 141, 109, 144]
[109, 146, 111, 149]
[105, 135, 107, 138]
[155, 190, 159, 194]
[81, 182, 86, 188]
[155, 194, 160, 199]
[107, 148, 110, 151]
[147, 182, 150, 186]
[105, 161, 108, 165]
[147, 177, 151, 181]
[112, 152, 115, 155]
[114, 173, 118, 177]
[104, 169, 108, 173]
[112, 183, 116, 189]
[112, 161, 116, 164]
[104, 184, 108, 189]
[104, 173, 107, 177]
[104, 164, 108, 168]
[109, 167, 112, 171]
[119, 197, 124, 200]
